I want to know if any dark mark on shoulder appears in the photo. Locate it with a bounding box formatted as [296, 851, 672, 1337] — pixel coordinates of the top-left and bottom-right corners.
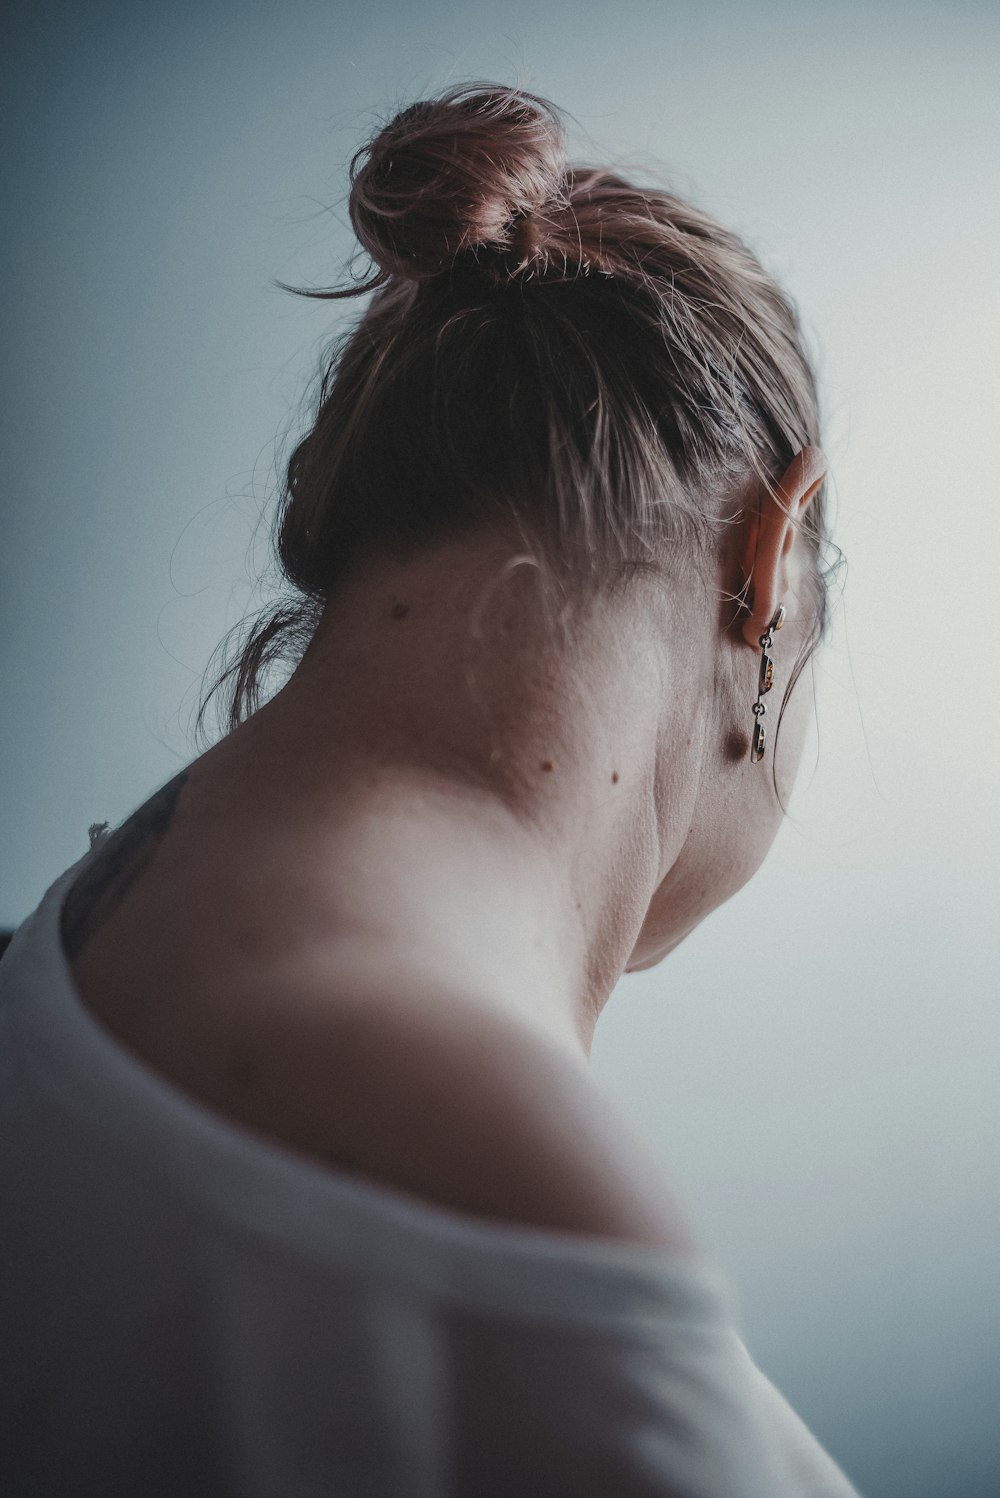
[61, 770, 191, 962]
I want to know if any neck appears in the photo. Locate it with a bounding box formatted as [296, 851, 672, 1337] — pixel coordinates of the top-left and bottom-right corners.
[230, 540, 696, 1056]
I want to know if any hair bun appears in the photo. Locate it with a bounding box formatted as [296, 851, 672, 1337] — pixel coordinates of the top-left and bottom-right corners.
[347, 83, 567, 283]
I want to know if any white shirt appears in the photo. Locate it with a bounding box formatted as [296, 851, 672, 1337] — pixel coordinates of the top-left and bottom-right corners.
[0, 846, 862, 1497]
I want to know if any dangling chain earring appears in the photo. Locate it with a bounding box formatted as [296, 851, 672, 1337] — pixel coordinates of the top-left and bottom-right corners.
[750, 603, 786, 763]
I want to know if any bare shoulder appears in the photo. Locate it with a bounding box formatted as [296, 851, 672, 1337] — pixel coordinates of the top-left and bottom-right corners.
[61, 771, 190, 963]
[221, 963, 696, 1255]
[59, 766, 691, 1254]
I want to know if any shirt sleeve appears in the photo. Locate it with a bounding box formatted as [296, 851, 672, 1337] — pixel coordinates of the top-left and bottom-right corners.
[443, 1298, 858, 1497]
[732, 1339, 861, 1498]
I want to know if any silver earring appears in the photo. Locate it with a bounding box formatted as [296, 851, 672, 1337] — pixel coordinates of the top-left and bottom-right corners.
[750, 603, 786, 763]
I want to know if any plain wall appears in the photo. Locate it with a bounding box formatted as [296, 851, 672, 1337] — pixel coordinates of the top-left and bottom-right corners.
[2, 3, 998, 1494]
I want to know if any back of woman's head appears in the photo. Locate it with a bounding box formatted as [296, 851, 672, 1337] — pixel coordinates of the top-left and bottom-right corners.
[198, 81, 830, 738]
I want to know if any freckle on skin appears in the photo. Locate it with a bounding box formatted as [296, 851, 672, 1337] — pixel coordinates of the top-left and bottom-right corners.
[390, 602, 409, 620]
[541, 760, 554, 772]
[724, 729, 749, 763]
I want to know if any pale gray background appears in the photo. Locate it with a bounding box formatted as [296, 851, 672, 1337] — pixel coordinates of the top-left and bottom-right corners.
[2, 2, 998, 1494]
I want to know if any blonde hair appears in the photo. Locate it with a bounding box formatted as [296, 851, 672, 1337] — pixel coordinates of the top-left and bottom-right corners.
[197, 82, 834, 742]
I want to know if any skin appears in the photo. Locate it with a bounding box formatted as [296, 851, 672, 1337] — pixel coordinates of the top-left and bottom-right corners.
[64, 447, 827, 1250]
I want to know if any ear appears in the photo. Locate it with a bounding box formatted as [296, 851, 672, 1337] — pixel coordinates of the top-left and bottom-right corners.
[740, 447, 827, 647]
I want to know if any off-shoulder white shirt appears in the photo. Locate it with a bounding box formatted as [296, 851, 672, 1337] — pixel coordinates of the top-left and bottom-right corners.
[0, 847, 861, 1497]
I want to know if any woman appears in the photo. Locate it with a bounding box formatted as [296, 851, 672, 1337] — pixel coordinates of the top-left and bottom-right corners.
[0, 83, 859, 1495]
